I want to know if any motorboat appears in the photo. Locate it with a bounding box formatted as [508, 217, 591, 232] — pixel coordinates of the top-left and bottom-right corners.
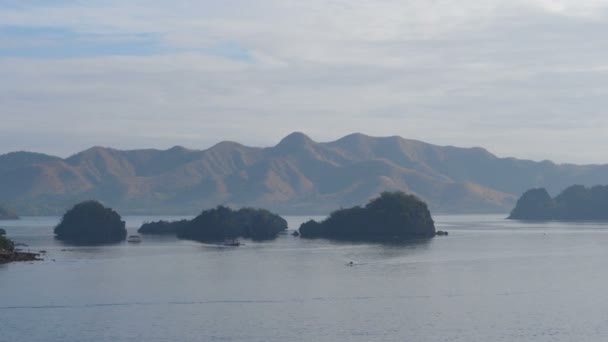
[127, 235, 142, 243]
[222, 239, 240, 247]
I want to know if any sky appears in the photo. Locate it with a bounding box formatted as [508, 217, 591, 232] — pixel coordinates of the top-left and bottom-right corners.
[1, 0, 608, 164]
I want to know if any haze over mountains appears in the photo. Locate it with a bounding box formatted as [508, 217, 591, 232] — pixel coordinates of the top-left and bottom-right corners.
[1, 132, 607, 215]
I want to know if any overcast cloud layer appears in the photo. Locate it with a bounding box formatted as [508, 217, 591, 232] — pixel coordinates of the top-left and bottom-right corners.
[1, 0, 608, 163]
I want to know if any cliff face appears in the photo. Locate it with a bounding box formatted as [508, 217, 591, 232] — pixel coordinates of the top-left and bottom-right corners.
[1, 133, 608, 215]
[509, 185, 608, 221]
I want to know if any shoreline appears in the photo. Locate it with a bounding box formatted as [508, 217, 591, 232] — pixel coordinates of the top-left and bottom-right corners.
[0, 249, 42, 264]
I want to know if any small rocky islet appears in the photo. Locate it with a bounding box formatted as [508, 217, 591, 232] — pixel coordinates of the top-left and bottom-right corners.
[54, 200, 127, 244]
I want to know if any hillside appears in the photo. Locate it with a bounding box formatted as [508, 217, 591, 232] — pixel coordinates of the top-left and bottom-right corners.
[1, 132, 607, 215]
[509, 185, 608, 221]
[0, 205, 19, 220]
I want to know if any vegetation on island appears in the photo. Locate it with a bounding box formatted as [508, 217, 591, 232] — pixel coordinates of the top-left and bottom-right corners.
[138, 219, 189, 235]
[139, 206, 288, 241]
[54, 200, 127, 244]
[509, 185, 608, 221]
[0, 205, 19, 220]
[298, 191, 436, 240]
[0, 235, 12, 251]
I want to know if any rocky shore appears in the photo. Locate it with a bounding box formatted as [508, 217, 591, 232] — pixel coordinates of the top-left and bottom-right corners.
[0, 249, 41, 264]
[0, 235, 42, 264]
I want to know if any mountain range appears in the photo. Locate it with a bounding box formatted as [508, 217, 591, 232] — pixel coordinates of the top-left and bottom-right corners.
[1, 132, 607, 215]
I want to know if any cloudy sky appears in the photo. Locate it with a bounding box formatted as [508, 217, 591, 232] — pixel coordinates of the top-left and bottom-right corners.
[1, 0, 608, 163]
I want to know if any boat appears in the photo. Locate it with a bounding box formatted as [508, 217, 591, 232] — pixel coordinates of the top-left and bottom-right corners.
[127, 235, 142, 243]
[221, 239, 240, 247]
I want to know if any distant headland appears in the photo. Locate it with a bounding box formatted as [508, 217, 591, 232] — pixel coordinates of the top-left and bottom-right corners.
[297, 191, 436, 240]
[509, 185, 608, 221]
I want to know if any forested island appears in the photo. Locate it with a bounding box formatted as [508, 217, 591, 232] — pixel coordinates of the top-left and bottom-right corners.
[54, 200, 127, 244]
[139, 206, 288, 241]
[297, 191, 436, 240]
[0, 206, 19, 220]
[509, 185, 608, 221]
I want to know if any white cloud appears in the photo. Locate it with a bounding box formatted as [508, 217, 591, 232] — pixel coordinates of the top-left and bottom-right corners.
[1, 1, 608, 163]
[530, 0, 608, 16]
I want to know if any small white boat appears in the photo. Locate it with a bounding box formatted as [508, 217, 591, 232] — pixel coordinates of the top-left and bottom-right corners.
[127, 235, 142, 243]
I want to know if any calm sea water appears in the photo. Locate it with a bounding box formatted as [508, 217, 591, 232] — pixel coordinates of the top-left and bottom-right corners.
[2, 214, 608, 341]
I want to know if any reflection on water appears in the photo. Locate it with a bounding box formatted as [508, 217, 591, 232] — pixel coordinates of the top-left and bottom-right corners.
[2, 214, 608, 342]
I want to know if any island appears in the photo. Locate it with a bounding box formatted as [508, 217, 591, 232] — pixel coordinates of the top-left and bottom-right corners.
[138, 219, 189, 235]
[297, 191, 436, 239]
[54, 200, 127, 244]
[0, 235, 40, 263]
[0, 206, 19, 220]
[139, 206, 288, 241]
[509, 185, 608, 221]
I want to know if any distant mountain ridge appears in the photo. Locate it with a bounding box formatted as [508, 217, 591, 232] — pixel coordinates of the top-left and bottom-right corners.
[2, 132, 608, 215]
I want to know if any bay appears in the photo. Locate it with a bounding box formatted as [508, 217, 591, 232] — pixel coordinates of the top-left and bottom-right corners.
[2, 215, 608, 341]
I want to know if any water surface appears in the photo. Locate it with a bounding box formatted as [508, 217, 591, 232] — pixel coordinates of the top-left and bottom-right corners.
[2, 215, 608, 341]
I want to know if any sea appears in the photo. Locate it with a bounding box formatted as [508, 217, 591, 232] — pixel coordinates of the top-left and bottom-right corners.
[2, 214, 608, 342]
